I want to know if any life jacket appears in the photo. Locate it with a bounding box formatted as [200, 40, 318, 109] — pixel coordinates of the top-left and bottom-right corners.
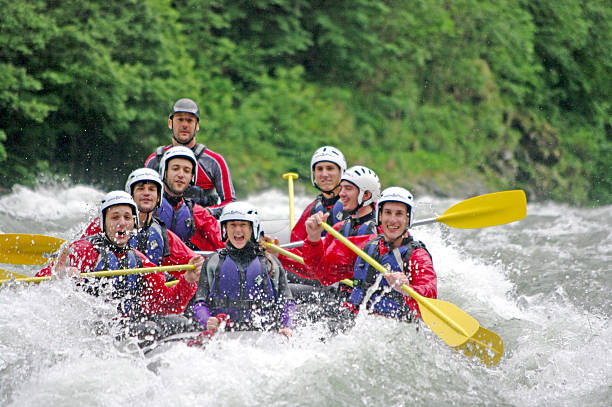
[155, 144, 219, 207]
[130, 215, 170, 266]
[309, 195, 345, 236]
[349, 235, 428, 319]
[339, 212, 377, 237]
[86, 234, 145, 316]
[157, 197, 197, 249]
[205, 249, 280, 329]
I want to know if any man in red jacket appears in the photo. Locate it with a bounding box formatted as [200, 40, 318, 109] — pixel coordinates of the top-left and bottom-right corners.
[302, 186, 437, 320]
[145, 98, 235, 216]
[38, 191, 203, 318]
[155, 146, 225, 252]
[290, 146, 347, 243]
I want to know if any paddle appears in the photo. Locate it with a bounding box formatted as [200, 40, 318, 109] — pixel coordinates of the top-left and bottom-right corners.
[411, 190, 526, 228]
[282, 172, 299, 230]
[320, 222, 504, 366]
[0, 264, 195, 285]
[0, 233, 66, 265]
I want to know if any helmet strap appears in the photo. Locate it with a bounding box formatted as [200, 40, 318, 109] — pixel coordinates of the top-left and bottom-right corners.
[315, 181, 341, 196]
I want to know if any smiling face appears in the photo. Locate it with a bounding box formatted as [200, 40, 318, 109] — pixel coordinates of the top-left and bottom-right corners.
[104, 205, 136, 247]
[169, 112, 199, 147]
[225, 220, 253, 249]
[379, 201, 410, 245]
[132, 181, 159, 213]
[339, 180, 359, 212]
[313, 161, 342, 194]
[164, 157, 194, 196]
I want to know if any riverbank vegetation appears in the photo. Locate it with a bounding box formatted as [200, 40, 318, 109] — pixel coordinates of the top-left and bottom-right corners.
[1, 0, 609, 204]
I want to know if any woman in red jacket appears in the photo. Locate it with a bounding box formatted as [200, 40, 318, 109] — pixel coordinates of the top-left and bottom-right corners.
[302, 187, 437, 320]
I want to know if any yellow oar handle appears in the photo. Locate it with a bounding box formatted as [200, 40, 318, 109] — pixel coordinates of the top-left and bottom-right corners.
[320, 223, 472, 336]
[265, 241, 353, 287]
[282, 172, 299, 230]
[0, 264, 195, 284]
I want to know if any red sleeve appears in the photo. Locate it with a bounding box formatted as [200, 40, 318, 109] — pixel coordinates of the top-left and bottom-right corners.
[80, 218, 101, 238]
[204, 150, 235, 209]
[136, 250, 198, 315]
[162, 229, 195, 265]
[191, 204, 224, 251]
[290, 200, 316, 242]
[277, 247, 312, 279]
[161, 229, 196, 279]
[404, 248, 437, 317]
[302, 234, 374, 286]
[36, 239, 100, 276]
[144, 151, 156, 167]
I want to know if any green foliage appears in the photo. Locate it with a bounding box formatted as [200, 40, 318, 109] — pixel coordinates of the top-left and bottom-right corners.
[0, 0, 609, 205]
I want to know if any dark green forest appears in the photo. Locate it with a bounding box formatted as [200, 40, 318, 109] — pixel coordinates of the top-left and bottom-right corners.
[1, 0, 610, 205]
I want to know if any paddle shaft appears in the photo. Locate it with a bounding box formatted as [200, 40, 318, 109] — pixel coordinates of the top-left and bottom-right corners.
[0, 264, 195, 284]
[283, 172, 299, 230]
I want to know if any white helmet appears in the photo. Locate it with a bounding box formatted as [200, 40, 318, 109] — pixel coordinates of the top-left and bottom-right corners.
[124, 168, 163, 206]
[99, 191, 139, 232]
[376, 187, 414, 227]
[159, 146, 198, 185]
[219, 202, 261, 243]
[341, 166, 381, 207]
[310, 146, 347, 188]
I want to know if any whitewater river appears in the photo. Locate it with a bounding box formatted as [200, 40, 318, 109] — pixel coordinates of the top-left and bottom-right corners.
[0, 183, 610, 406]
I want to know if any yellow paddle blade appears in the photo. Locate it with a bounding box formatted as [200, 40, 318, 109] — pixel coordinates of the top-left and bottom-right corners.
[411, 290, 479, 347]
[0, 233, 66, 265]
[455, 326, 504, 366]
[0, 264, 195, 284]
[436, 190, 526, 229]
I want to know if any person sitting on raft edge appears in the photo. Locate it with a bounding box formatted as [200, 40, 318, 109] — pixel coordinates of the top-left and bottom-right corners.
[191, 201, 295, 337]
[302, 187, 437, 320]
[37, 191, 203, 326]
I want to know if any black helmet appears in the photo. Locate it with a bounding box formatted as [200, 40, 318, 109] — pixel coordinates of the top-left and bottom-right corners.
[169, 98, 200, 121]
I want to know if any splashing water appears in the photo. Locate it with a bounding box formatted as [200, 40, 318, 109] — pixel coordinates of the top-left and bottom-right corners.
[1, 184, 610, 406]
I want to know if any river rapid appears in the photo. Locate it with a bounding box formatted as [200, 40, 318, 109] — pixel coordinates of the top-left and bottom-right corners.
[0, 182, 610, 406]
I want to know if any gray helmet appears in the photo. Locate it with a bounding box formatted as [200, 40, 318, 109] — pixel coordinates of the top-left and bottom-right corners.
[169, 98, 199, 121]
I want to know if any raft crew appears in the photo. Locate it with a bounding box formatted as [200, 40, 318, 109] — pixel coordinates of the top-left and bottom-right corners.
[192, 202, 295, 337]
[37, 191, 203, 319]
[145, 98, 236, 216]
[290, 146, 347, 243]
[81, 168, 201, 281]
[156, 146, 225, 252]
[302, 187, 437, 319]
